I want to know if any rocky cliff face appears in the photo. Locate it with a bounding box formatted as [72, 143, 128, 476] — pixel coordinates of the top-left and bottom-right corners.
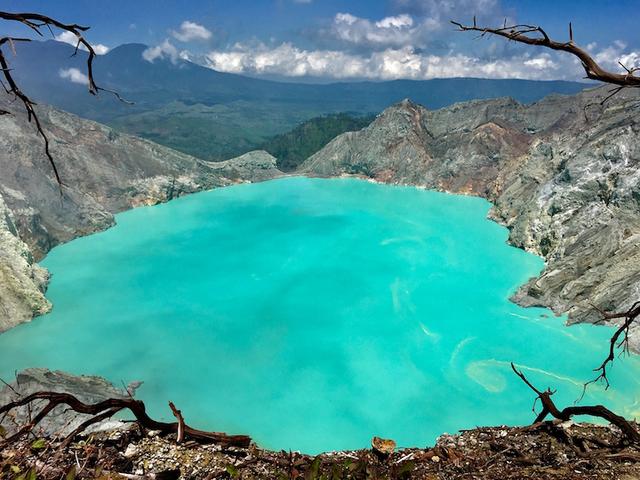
[0, 95, 282, 331]
[0, 194, 50, 331]
[302, 88, 640, 332]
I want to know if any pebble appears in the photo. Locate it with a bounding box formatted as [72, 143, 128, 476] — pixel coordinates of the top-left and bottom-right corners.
[124, 444, 138, 458]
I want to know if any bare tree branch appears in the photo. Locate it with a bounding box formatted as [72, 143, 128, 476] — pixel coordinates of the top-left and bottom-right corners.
[168, 401, 185, 444]
[451, 18, 640, 88]
[0, 46, 62, 185]
[0, 11, 132, 187]
[580, 301, 640, 396]
[0, 391, 251, 448]
[511, 363, 640, 443]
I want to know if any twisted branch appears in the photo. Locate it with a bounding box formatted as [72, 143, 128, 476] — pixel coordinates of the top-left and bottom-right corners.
[0, 391, 251, 448]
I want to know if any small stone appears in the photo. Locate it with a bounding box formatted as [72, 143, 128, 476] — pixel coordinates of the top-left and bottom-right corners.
[560, 420, 574, 430]
[371, 436, 396, 456]
[431, 455, 441, 463]
[124, 444, 138, 458]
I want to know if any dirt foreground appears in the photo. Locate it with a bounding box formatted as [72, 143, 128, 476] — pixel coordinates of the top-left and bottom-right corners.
[3, 420, 640, 479]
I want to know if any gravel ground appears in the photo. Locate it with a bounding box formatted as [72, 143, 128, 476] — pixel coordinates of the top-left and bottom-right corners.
[2, 420, 640, 479]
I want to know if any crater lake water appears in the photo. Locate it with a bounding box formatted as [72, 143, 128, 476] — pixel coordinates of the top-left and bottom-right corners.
[1, 177, 639, 453]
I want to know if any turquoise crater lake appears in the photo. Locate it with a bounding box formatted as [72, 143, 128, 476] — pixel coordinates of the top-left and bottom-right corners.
[1, 177, 639, 453]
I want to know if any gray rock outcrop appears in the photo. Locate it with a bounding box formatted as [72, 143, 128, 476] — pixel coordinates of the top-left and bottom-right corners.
[0, 95, 282, 331]
[0, 194, 50, 331]
[0, 368, 130, 437]
[302, 89, 640, 333]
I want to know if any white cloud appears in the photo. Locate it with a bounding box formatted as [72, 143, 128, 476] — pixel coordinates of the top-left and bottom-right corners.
[619, 51, 640, 70]
[593, 40, 640, 73]
[393, 0, 500, 21]
[390, 0, 503, 33]
[171, 20, 212, 42]
[202, 42, 584, 81]
[335, 13, 357, 25]
[523, 54, 558, 70]
[148, 7, 640, 83]
[92, 44, 110, 55]
[376, 14, 414, 29]
[142, 39, 189, 64]
[59, 67, 89, 85]
[328, 12, 431, 49]
[55, 31, 109, 55]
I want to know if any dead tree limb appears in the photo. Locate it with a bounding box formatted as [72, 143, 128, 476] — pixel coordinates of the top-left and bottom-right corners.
[511, 363, 640, 443]
[451, 17, 640, 89]
[0, 44, 62, 184]
[168, 401, 185, 443]
[0, 11, 131, 186]
[0, 391, 251, 448]
[580, 301, 640, 396]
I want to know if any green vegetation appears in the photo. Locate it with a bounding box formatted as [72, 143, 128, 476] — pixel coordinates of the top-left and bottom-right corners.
[260, 113, 375, 171]
[109, 100, 333, 161]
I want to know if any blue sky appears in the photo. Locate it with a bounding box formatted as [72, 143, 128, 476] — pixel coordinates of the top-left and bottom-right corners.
[2, 0, 639, 81]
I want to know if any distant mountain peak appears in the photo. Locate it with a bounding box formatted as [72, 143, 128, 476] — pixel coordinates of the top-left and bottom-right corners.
[107, 43, 149, 54]
[104, 43, 151, 61]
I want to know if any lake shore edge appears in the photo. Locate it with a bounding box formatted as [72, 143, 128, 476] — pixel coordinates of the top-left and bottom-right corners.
[2, 368, 639, 480]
